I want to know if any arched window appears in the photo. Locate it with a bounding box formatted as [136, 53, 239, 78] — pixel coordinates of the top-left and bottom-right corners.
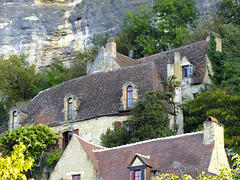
[127, 85, 133, 109]
[68, 98, 73, 120]
[12, 111, 18, 129]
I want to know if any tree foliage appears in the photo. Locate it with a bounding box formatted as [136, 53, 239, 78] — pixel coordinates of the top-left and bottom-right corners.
[0, 55, 41, 104]
[116, 0, 198, 58]
[101, 76, 179, 147]
[183, 89, 240, 154]
[0, 125, 59, 179]
[0, 124, 57, 158]
[0, 143, 34, 180]
[217, 0, 240, 25]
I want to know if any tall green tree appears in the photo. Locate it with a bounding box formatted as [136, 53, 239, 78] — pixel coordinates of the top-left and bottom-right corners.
[217, 0, 240, 25]
[183, 89, 240, 154]
[116, 0, 198, 58]
[0, 55, 41, 104]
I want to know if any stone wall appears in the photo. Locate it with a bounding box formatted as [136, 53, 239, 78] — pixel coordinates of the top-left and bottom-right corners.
[49, 135, 100, 180]
[0, 0, 220, 69]
[50, 115, 129, 146]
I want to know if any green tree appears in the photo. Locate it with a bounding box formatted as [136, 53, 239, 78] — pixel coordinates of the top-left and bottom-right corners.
[117, 0, 198, 58]
[0, 125, 59, 179]
[207, 34, 227, 85]
[0, 55, 41, 104]
[0, 101, 7, 126]
[0, 143, 34, 180]
[183, 89, 240, 154]
[217, 0, 240, 25]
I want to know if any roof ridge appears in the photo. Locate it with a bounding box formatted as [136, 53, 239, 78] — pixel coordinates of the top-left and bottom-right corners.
[73, 134, 105, 149]
[137, 40, 207, 61]
[93, 131, 204, 152]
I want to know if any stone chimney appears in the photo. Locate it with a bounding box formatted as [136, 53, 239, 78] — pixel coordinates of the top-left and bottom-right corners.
[203, 116, 224, 144]
[203, 116, 230, 175]
[105, 38, 116, 56]
[174, 52, 181, 82]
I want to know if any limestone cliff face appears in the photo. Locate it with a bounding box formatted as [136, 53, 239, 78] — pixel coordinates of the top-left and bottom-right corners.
[0, 0, 219, 68]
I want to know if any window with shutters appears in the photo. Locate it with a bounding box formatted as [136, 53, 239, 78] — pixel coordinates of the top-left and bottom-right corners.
[182, 64, 193, 78]
[131, 169, 142, 180]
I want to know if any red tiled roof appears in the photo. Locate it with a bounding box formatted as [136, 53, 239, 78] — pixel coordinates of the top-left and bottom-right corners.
[76, 132, 214, 180]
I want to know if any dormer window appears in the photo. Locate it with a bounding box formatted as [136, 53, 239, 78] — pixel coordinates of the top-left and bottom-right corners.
[68, 98, 73, 120]
[64, 95, 78, 121]
[121, 83, 138, 111]
[9, 108, 20, 130]
[127, 85, 133, 109]
[128, 154, 152, 180]
[12, 110, 18, 129]
[182, 64, 193, 78]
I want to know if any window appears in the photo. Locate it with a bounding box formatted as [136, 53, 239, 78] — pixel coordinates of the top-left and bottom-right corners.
[68, 98, 73, 120]
[182, 64, 193, 78]
[127, 85, 133, 109]
[12, 111, 18, 129]
[72, 174, 81, 180]
[62, 129, 78, 149]
[131, 170, 142, 180]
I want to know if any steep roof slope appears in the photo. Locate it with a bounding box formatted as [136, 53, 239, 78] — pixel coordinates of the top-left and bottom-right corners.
[73, 132, 214, 180]
[21, 62, 163, 126]
[137, 40, 210, 84]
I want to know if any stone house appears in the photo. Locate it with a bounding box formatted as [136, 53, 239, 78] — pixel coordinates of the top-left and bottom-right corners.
[50, 117, 230, 180]
[2, 37, 221, 147]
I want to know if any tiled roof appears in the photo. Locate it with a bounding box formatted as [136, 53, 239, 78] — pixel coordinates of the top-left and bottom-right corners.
[21, 62, 163, 126]
[115, 52, 137, 67]
[137, 40, 210, 84]
[86, 131, 214, 180]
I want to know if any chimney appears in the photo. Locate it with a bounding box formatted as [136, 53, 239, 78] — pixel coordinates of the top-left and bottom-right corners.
[203, 116, 224, 144]
[167, 59, 174, 77]
[106, 38, 116, 54]
[174, 52, 181, 82]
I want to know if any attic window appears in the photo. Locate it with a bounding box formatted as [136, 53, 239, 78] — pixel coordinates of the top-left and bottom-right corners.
[127, 85, 133, 109]
[68, 98, 73, 120]
[64, 95, 77, 121]
[131, 169, 142, 180]
[182, 64, 193, 78]
[12, 110, 18, 130]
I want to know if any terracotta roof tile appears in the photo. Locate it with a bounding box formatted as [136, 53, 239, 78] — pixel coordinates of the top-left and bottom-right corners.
[92, 132, 214, 180]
